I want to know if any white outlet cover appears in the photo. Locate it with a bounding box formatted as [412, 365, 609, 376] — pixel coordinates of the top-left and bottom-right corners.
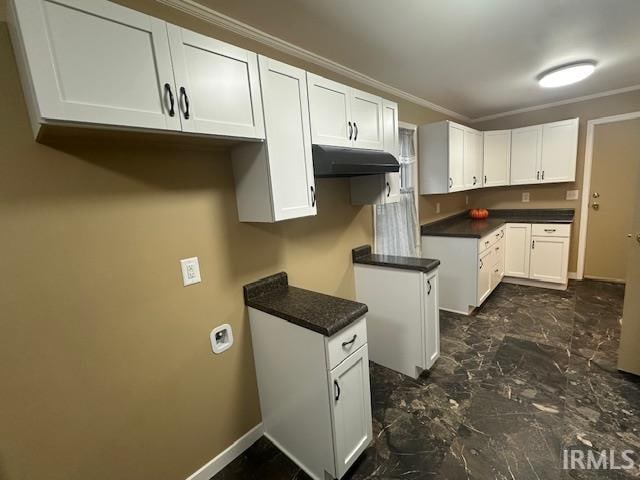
[522, 192, 530, 203]
[566, 189, 580, 200]
[436, 202, 441, 214]
[210, 324, 233, 354]
[180, 257, 201, 286]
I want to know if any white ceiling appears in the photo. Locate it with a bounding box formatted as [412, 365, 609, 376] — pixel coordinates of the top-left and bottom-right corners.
[194, 0, 640, 120]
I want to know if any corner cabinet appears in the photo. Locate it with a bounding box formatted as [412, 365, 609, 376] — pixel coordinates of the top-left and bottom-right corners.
[350, 100, 401, 205]
[418, 121, 483, 194]
[307, 73, 384, 151]
[248, 311, 372, 480]
[8, 0, 264, 140]
[483, 130, 511, 187]
[232, 56, 316, 222]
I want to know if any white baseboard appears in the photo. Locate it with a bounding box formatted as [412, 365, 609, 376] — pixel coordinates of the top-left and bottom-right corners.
[583, 275, 626, 284]
[502, 276, 568, 291]
[186, 423, 264, 480]
[568, 272, 579, 280]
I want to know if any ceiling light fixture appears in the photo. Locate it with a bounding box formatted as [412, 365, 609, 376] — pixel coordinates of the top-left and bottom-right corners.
[538, 61, 597, 88]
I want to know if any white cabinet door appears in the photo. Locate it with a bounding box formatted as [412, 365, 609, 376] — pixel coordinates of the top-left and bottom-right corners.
[258, 56, 316, 221]
[448, 125, 465, 192]
[483, 130, 511, 187]
[540, 118, 579, 183]
[307, 73, 352, 148]
[330, 345, 373, 479]
[477, 247, 494, 304]
[383, 100, 400, 203]
[351, 89, 384, 150]
[504, 223, 532, 278]
[530, 236, 569, 284]
[13, 0, 180, 131]
[510, 125, 542, 185]
[491, 239, 506, 288]
[423, 272, 440, 370]
[463, 129, 483, 189]
[167, 25, 264, 139]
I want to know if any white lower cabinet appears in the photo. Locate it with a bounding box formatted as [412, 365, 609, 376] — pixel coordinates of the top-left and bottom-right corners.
[354, 265, 440, 378]
[477, 246, 494, 305]
[232, 56, 316, 222]
[504, 223, 571, 286]
[248, 311, 372, 480]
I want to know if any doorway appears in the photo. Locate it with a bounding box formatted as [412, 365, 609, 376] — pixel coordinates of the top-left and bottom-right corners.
[584, 118, 640, 282]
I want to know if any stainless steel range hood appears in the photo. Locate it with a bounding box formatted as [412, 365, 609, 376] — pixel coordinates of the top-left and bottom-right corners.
[312, 145, 400, 178]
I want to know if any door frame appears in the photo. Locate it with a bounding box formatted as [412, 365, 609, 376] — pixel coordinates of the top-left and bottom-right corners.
[576, 111, 640, 279]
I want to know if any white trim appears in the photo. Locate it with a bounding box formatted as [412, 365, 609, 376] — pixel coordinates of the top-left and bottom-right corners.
[568, 272, 579, 280]
[156, 0, 468, 122]
[584, 275, 626, 284]
[471, 85, 640, 123]
[502, 276, 568, 291]
[576, 111, 640, 280]
[185, 423, 264, 480]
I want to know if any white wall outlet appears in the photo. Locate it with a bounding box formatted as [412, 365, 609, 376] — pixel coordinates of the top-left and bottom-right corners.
[566, 189, 580, 200]
[180, 257, 201, 286]
[522, 192, 530, 203]
[210, 324, 233, 354]
[436, 202, 441, 214]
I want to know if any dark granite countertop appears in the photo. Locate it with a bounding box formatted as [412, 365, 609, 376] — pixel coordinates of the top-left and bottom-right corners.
[243, 272, 368, 337]
[352, 245, 440, 274]
[421, 209, 575, 238]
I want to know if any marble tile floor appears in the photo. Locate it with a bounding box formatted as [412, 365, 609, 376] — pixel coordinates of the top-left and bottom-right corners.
[212, 280, 640, 480]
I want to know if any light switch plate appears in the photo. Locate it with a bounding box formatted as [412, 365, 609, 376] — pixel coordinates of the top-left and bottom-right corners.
[180, 257, 201, 286]
[566, 189, 580, 200]
[522, 192, 530, 203]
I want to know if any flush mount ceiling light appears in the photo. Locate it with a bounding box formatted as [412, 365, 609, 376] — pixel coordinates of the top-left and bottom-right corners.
[538, 61, 597, 88]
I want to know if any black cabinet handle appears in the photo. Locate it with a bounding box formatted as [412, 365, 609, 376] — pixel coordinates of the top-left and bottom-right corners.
[537, 171, 540, 180]
[342, 334, 357, 348]
[353, 122, 358, 141]
[479, 259, 483, 269]
[164, 83, 175, 117]
[180, 87, 190, 120]
[501, 230, 505, 239]
[542, 170, 545, 180]
[310, 186, 316, 207]
[348, 121, 353, 140]
[484, 175, 487, 184]
[544, 228, 556, 233]
[449, 177, 453, 189]
[386, 182, 391, 197]
[334, 380, 341, 401]
[427, 280, 432, 295]
[532, 240, 536, 250]
[473, 176, 477, 185]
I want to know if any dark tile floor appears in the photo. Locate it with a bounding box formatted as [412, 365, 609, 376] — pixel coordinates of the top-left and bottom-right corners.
[213, 280, 640, 479]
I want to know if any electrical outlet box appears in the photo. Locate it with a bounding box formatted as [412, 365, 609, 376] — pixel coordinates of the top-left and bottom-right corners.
[522, 192, 530, 203]
[180, 257, 201, 286]
[210, 324, 233, 354]
[566, 189, 579, 200]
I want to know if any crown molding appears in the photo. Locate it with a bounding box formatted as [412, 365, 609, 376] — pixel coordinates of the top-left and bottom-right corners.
[155, 0, 469, 122]
[470, 84, 640, 123]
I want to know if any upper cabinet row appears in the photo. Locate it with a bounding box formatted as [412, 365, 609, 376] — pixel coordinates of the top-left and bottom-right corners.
[418, 118, 579, 194]
[9, 0, 265, 139]
[10, 0, 399, 222]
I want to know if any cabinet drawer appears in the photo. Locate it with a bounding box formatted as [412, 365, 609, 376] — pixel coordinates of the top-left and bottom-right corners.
[531, 224, 570, 237]
[327, 316, 367, 370]
[479, 227, 505, 253]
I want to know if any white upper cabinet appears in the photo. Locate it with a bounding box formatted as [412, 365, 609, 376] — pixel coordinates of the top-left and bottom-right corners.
[350, 100, 400, 205]
[418, 121, 480, 194]
[9, 0, 265, 141]
[540, 118, 579, 183]
[463, 129, 483, 189]
[483, 130, 511, 187]
[232, 56, 315, 222]
[350, 89, 384, 150]
[510, 125, 543, 185]
[167, 26, 264, 139]
[307, 73, 383, 150]
[307, 73, 353, 148]
[9, 0, 180, 134]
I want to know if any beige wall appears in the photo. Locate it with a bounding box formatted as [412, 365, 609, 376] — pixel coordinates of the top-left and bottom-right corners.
[470, 90, 640, 272]
[0, 2, 457, 480]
